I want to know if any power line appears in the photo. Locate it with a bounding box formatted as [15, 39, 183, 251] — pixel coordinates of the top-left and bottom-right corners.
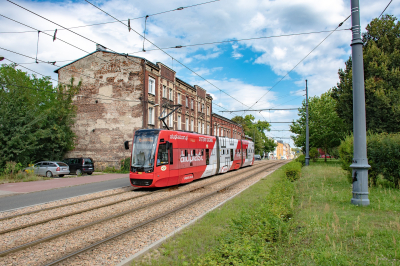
[7, 0, 244, 118]
[379, 0, 393, 18]
[220, 108, 298, 113]
[0, 0, 219, 34]
[245, 14, 352, 112]
[82, 0, 254, 115]
[3, 58, 141, 104]
[128, 29, 350, 54]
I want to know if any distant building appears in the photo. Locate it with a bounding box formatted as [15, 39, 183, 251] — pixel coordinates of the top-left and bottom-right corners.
[211, 113, 244, 139]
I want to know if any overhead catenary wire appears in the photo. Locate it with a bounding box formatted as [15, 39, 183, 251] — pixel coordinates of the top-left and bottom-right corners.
[128, 29, 351, 54]
[379, 0, 393, 18]
[0, 0, 220, 34]
[81, 0, 260, 118]
[244, 14, 352, 113]
[6, 0, 240, 118]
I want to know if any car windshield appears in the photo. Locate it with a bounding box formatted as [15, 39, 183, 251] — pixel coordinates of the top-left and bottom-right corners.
[131, 131, 159, 168]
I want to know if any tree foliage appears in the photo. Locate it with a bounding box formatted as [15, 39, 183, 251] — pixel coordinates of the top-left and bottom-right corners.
[231, 114, 276, 155]
[331, 15, 400, 133]
[0, 64, 80, 170]
[290, 91, 347, 160]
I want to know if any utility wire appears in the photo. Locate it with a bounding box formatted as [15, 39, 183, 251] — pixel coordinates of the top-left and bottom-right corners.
[6, 0, 236, 116]
[379, 0, 393, 18]
[82, 0, 254, 114]
[3, 58, 141, 104]
[220, 108, 299, 113]
[129, 29, 350, 54]
[245, 14, 351, 112]
[0, 0, 219, 34]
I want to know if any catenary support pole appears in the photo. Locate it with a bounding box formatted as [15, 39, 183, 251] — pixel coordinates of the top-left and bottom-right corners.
[305, 80, 310, 166]
[350, 0, 370, 206]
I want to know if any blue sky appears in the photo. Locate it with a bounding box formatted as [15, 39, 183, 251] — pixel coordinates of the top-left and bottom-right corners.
[1, 0, 399, 147]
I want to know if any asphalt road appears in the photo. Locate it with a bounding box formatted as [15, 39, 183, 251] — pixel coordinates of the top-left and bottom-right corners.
[0, 178, 131, 213]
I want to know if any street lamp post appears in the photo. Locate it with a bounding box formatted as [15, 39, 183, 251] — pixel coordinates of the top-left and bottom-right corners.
[350, 0, 370, 206]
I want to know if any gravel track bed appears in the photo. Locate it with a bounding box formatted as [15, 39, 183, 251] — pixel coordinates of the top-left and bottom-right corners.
[59, 161, 285, 266]
[0, 161, 281, 265]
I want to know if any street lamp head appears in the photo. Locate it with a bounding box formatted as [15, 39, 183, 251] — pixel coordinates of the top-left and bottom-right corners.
[0, 56, 4, 61]
[154, 104, 159, 107]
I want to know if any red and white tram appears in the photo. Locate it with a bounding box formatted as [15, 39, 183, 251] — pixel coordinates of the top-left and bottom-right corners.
[125, 129, 255, 188]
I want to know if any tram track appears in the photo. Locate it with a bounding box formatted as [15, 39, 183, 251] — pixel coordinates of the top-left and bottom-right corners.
[0, 162, 271, 235]
[0, 160, 285, 265]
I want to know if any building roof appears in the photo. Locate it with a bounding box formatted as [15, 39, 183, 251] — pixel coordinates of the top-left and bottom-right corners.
[212, 113, 243, 128]
[54, 50, 148, 73]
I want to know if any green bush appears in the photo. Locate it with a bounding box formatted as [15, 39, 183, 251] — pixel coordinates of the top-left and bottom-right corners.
[338, 134, 353, 184]
[284, 161, 302, 181]
[338, 133, 400, 188]
[103, 157, 131, 174]
[309, 147, 319, 162]
[295, 155, 306, 167]
[196, 171, 295, 265]
[120, 157, 131, 173]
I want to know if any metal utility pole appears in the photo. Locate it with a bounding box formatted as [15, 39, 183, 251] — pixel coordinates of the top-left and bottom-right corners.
[305, 80, 310, 166]
[350, 0, 370, 206]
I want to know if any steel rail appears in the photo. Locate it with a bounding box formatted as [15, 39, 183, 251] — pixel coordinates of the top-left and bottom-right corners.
[0, 162, 270, 234]
[44, 161, 285, 266]
[0, 161, 280, 258]
[0, 186, 133, 221]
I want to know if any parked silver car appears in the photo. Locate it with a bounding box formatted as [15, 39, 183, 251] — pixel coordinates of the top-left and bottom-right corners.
[25, 161, 70, 177]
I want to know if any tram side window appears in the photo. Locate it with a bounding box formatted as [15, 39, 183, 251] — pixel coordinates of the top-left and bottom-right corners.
[230, 149, 234, 161]
[206, 149, 209, 165]
[246, 149, 248, 159]
[201, 149, 204, 156]
[193, 150, 196, 156]
[185, 150, 188, 157]
[157, 143, 169, 166]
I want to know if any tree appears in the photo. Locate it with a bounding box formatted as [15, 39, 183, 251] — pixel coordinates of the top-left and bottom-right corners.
[290, 91, 347, 161]
[0, 64, 80, 170]
[331, 15, 400, 133]
[231, 114, 276, 155]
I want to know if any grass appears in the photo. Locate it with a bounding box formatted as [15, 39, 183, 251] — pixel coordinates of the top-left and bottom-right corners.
[0, 172, 52, 184]
[134, 167, 285, 266]
[274, 164, 400, 265]
[134, 162, 400, 266]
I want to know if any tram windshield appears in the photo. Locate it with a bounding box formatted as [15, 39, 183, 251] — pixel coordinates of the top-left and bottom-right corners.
[131, 131, 159, 171]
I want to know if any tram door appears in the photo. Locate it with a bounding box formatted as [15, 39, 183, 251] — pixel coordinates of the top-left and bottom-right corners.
[155, 142, 170, 187]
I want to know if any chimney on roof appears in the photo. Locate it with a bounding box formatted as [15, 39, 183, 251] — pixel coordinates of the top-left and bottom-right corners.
[96, 44, 107, 51]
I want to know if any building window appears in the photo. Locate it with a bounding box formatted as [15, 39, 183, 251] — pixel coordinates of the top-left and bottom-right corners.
[169, 88, 173, 101]
[202, 123, 204, 134]
[207, 125, 210, 135]
[178, 115, 181, 130]
[191, 99, 194, 109]
[148, 107, 154, 125]
[213, 126, 216, 136]
[207, 106, 209, 115]
[186, 96, 189, 107]
[162, 85, 167, 98]
[186, 118, 189, 131]
[191, 119, 194, 131]
[148, 77, 155, 95]
[198, 121, 201, 133]
[169, 115, 173, 127]
[198, 102, 201, 111]
[202, 104, 204, 113]
[177, 93, 181, 104]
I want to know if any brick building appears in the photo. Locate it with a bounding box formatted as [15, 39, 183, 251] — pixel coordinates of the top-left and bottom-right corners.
[211, 113, 244, 139]
[55, 46, 212, 169]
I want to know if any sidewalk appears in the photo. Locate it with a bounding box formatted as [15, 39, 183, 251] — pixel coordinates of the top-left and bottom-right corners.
[0, 173, 129, 196]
